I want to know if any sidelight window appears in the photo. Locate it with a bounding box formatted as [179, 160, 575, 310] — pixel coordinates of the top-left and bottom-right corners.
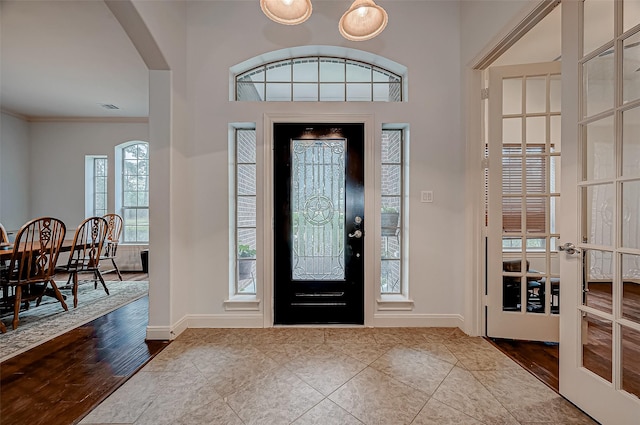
[381, 128, 406, 294]
[234, 128, 257, 295]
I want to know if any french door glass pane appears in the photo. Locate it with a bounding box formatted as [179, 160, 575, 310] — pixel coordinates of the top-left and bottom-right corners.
[581, 312, 613, 383]
[583, 0, 614, 55]
[622, 181, 640, 249]
[583, 250, 614, 314]
[526, 117, 546, 145]
[622, 254, 640, 322]
[623, 106, 640, 177]
[503, 78, 522, 114]
[503, 197, 522, 233]
[503, 118, 522, 144]
[550, 115, 562, 150]
[550, 74, 561, 112]
[621, 325, 640, 399]
[625, 0, 640, 32]
[291, 139, 346, 281]
[623, 31, 640, 104]
[583, 184, 615, 245]
[585, 116, 615, 180]
[583, 53, 615, 118]
[526, 76, 546, 113]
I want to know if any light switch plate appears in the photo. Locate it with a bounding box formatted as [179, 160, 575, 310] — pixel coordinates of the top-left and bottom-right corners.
[421, 190, 433, 203]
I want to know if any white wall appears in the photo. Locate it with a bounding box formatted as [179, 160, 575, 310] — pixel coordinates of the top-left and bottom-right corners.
[28, 120, 148, 227]
[128, 0, 551, 334]
[182, 1, 465, 321]
[0, 112, 30, 232]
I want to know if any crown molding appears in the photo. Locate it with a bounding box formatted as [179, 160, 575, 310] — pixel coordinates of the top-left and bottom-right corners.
[27, 116, 149, 123]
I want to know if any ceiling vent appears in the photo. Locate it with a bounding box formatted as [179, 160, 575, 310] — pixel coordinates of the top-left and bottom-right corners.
[100, 103, 120, 110]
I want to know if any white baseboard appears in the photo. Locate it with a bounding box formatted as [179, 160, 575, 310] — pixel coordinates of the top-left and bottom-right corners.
[146, 315, 188, 340]
[146, 313, 465, 338]
[187, 314, 265, 328]
[370, 313, 464, 329]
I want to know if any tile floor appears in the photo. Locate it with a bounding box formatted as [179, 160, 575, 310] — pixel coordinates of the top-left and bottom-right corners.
[80, 327, 597, 425]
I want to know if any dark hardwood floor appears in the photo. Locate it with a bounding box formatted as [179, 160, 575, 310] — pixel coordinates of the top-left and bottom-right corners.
[490, 281, 640, 398]
[490, 337, 560, 391]
[1, 273, 169, 425]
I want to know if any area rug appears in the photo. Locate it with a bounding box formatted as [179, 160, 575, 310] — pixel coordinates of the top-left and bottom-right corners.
[0, 280, 148, 362]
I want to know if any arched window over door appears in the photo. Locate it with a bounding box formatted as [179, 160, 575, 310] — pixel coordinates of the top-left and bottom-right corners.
[231, 46, 407, 102]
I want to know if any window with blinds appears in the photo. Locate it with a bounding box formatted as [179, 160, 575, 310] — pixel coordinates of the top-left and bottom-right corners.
[502, 144, 547, 234]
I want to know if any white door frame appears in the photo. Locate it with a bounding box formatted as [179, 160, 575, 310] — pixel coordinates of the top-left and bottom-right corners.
[464, 0, 561, 338]
[261, 113, 376, 327]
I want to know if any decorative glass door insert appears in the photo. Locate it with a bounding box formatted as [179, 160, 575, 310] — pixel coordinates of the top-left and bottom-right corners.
[291, 139, 346, 281]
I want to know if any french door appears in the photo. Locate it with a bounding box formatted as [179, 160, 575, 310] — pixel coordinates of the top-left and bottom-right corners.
[559, 1, 640, 422]
[487, 61, 562, 342]
[273, 123, 365, 324]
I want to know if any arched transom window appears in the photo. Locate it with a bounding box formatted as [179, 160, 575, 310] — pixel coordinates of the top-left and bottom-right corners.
[235, 56, 402, 102]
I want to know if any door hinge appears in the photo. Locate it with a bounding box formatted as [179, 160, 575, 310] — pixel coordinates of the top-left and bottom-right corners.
[481, 157, 490, 169]
[481, 88, 489, 100]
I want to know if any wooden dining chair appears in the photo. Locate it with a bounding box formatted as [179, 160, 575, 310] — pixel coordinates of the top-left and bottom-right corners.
[1, 217, 67, 330]
[100, 213, 123, 280]
[55, 216, 109, 308]
[0, 222, 8, 244]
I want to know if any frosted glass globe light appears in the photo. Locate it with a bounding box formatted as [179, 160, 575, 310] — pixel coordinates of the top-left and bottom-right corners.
[339, 0, 388, 41]
[260, 0, 313, 25]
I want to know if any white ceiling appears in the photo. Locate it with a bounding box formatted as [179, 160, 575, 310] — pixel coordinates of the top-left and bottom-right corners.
[0, 0, 149, 119]
[0, 1, 562, 120]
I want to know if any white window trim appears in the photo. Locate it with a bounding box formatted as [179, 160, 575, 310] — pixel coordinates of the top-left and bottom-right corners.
[225, 123, 261, 311]
[377, 124, 413, 310]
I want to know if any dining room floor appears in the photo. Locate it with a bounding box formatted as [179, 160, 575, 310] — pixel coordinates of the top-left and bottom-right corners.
[79, 327, 598, 425]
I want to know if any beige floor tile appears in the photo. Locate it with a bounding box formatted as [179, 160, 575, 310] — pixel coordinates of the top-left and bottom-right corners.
[324, 327, 377, 344]
[472, 367, 598, 424]
[284, 344, 367, 395]
[327, 341, 394, 364]
[329, 367, 429, 424]
[251, 327, 325, 344]
[252, 342, 321, 364]
[432, 366, 520, 424]
[131, 381, 227, 425]
[82, 328, 596, 425]
[370, 346, 455, 395]
[191, 344, 280, 397]
[398, 341, 459, 365]
[371, 327, 429, 344]
[411, 398, 484, 425]
[292, 399, 363, 425]
[445, 339, 521, 371]
[225, 366, 324, 425]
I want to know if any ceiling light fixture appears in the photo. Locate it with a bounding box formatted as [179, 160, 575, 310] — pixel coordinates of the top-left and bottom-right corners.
[260, 0, 313, 25]
[339, 0, 388, 41]
[260, 0, 388, 41]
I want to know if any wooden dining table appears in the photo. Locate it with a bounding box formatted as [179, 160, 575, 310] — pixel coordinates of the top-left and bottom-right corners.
[0, 239, 76, 260]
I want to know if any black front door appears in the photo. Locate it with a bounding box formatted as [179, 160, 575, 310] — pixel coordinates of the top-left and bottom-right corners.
[274, 123, 365, 324]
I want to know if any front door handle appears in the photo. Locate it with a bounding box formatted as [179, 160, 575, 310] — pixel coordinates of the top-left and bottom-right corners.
[348, 230, 363, 238]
